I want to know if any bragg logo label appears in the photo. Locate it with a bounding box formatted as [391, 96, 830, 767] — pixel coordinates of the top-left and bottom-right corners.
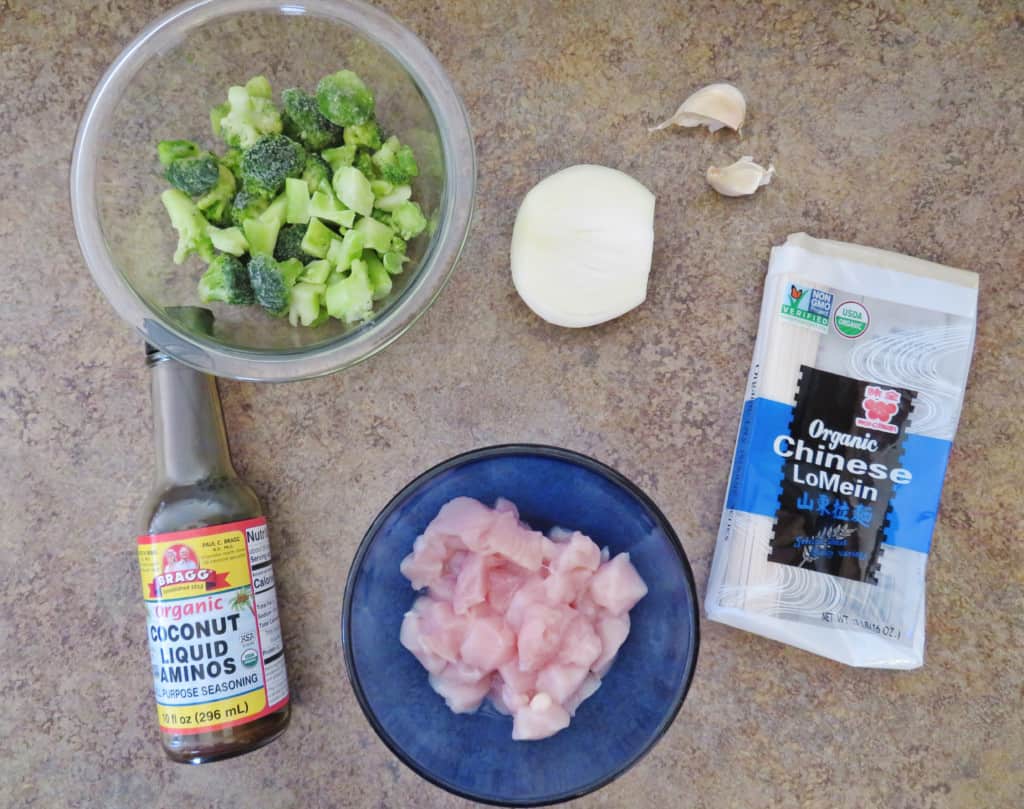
[148, 543, 229, 597]
[854, 385, 902, 435]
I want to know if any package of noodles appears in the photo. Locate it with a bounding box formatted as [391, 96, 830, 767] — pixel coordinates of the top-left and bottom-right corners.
[706, 233, 978, 669]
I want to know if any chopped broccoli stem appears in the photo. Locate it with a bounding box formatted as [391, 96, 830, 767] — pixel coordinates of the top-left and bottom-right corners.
[209, 225, 249, 256]
[321, 144, 356, 174]
[197, 164, 237, 226]
[382, 250, 409, 274]
[278, 258, 305, 287]
[240, 134, 307, 196]
[325, 258, 374, 323]
[300, 217, 338, 259]
[242, 219, 275, 257]
[389, 200, 428, 240]
[165, 153, 221, 196]
[363, 251, 392, 300]
[198, 254, 254, 304]
[326, 228, 364, 271]
[343, 120, 382, 150]
[374, 184, 412, 212]
[371, 135, 419, 184]
[158, 139, 200, 167]
[316, 70, 375, 127]
[274, 223, 311, 263]
[301, 259, 332, 284]
[354, 216, 393, 254]
[282, 87, 342, 151]
[161, 189, 214, 264]
[309, 190, 356, 228]
[288, 281, 326, 327]
[247, 254, 290, 315]
[333, 165, 374, 217]
[212, 81, 283, 149]
[285, 177, 311, 224]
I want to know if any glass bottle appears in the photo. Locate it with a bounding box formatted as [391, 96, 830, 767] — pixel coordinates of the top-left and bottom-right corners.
[138, 343, 290, 763]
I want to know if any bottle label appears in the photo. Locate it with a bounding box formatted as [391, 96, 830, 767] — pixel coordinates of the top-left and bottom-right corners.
[137, 517, 289, 734]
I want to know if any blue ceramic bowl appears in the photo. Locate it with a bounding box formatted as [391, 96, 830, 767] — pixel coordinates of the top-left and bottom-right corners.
[341, 445, 699, 806]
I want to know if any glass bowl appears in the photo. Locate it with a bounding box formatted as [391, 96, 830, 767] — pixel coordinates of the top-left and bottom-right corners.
[342, 445, 700, 806]
[71, 0, 475, 381]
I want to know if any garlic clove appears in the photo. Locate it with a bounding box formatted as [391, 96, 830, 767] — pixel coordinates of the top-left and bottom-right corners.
[650, 82, 746, 133]
[705, 156, 775, 197]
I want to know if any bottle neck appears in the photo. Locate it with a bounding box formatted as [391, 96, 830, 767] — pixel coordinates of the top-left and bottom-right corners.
[150, 356, 236, 486]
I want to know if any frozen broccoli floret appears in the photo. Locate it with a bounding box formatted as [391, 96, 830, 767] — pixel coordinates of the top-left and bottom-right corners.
[288, 282, 326, 327]
[240, 134, 307, 197]
[196, 164, 237, 226]
[354, 150, 377, 180]
[212, 77, 283, 149]
[247, 254, 290, 315]
[316, 70, 375, 127]
[301, 154, 333, 195]
[230, 187, 269, 227]
[325, 258, 374, 323]
[198, 254, 254, 304]
[165, 152, 220, 196]
[322, 144, 356, 174]
[343, 120, 382, 150]
[161, 189, 213, 264]
[221, 147, 243, 175]
[274, 224, 311, 264]
[371, 135, 419, 185]
[382, 250, 408, 274]
[389, 200, 427, 240]
[282, 87, 342, 151]
[157, 139, 200, 167]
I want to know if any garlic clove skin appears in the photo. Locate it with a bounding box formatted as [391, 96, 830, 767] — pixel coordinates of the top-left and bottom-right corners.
[650, 82, 746, 133]
[705, 156, 775, 197]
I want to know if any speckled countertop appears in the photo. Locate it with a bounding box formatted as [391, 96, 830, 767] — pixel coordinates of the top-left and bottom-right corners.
[2, 1, 1022, 807]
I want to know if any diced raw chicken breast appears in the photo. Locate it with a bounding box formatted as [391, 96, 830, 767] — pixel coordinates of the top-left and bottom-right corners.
[511, 693, 571, 741]
[493, 498, 519, 518]
[564, 674, 602, 717]
[588, 552, 649, 615]
[452, 551, 489, 615]
[442, 660, 489, 685]
[592, 612, 631, 676]
[557, 614, 603, 670]
[552, 532, 602, 573]
[486, 510, 546, 571]
[517, 603, 570, 672]
[460, 613, 516, 671]
[544, 567, 592, 605]
[535, 663, 589, 704]
[399, 611, 446, 674]
[428, 671, 490, 714]
[547, 526, 574, 542]
[426, 497, 497, 552]
[487, 564, 526, 613]
[488, 679, 512, 715]
[504, 578, 549, 630]
[399, 533, 446, 590]
[416, 598, 468, 664]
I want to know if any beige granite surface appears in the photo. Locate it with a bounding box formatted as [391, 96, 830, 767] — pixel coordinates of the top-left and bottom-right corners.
[1, 0, 1022, 807]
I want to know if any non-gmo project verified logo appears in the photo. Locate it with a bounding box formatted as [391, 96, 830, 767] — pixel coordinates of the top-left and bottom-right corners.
[780, 284, 834, 333]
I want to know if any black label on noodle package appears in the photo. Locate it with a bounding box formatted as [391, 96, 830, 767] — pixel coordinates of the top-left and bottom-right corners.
[768, 366, 917, 584]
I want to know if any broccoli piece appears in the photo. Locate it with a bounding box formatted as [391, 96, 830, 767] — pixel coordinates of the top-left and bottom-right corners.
[382, 250, 408, 274]
[281, 87, 342, 151]
[240, 134, 307, 197]
[212, 78, 283, 149]
[301, 259, 332, 284]
[157, 139, 200, 167]
[209, 225, 249, 256]
[373, 183, 411, 212]
[389, 200, 427, 240]
[278, 258, 306, 287]
[247, 254, 290, 315]
[390, 234, 407, 254]
[221, 147, 243, 175]
[322, 144, 356, 174]
[326, 229, 364, 271]
[288, 282, 326, 327]
[332, 166, 374, 217]
[316, 70, 375, 127]
[343, 120, 382, 150]
[161, 189, 214, 264]
[165, 152, 221, 196]
[309, 190, 355, 228]
[325, 258, 374, 323]
[302, 154, 333, 195]
[285, 177, 311, 224]
[198, 254, 254, 304]
[371, 135, 419, 185]
[230, 187, 270, 227]
[363, 251, 392, 300]
[242, 194, 288, 256]
[300, 217, 338, 259]
[274, 224, 311, 264]
[196, 164, 237, 226]
[354, 150, 377, 180]
[354, 216, 393, 253]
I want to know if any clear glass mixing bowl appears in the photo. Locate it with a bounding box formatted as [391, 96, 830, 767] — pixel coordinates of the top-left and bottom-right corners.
[71, 0, 475, 381]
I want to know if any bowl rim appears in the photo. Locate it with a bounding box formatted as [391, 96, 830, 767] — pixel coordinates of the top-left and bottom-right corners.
[70, 0, 476, 382]
[341, 443, 701, 807]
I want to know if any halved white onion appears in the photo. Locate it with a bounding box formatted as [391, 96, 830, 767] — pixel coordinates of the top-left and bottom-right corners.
[510, 165, 656, 328]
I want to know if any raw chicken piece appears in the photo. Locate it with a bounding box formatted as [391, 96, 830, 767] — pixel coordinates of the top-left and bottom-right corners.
[544, 567, 592, 605]
[416, 598, 468, 664]
[488, 678, 513, 715]
[486, 510, 546, 571]
[592, 612, 631, 676]
[460, 613, 516, 671]
[512, 693, 571, 741]
[452, 551, 488, 615]
[442, 660, 489, 684]
[517, 603, 571, 671]
[551, 532, 602, 573]
[399, 610, 446, 674]
[487, 564, 526, 613]
[504, 578, 549, 630]
[494, 498, 519, 517]
[588, 552, 649, 615]
[535, 663, 589, 704]
[399, 533, 447, 590]
[426, 497, 497, 552]
[557, 614, 603, 669]
[429, 671, 490, 714]
[564, 674, 602, 717]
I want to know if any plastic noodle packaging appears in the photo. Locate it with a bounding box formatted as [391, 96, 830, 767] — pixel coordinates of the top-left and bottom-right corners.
[706, 233, 978, 669]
